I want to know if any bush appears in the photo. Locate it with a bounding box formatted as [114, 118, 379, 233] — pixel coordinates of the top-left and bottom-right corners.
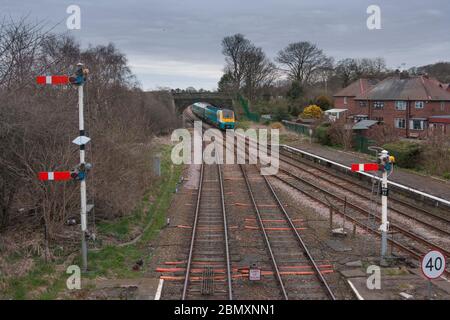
[301, 105, 323, 119]
[382, 141, 422, 169]
[314, 124, 332, 146]
[315, 95, 332, 111]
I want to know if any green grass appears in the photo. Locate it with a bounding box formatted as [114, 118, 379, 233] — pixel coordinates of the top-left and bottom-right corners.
[4, 259, 55, 299]
[83, 144, 183, 279]
[2, 144, 183, 299]
[97, 214, 135, 240]
[85, 245, 143, 279]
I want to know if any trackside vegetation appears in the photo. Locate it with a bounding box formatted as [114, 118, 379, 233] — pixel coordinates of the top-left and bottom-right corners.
[1, 145, 183, 299]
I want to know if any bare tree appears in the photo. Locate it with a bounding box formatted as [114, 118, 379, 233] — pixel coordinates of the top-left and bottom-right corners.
[335, 57, 387, 87]
[0, 17, 179, 253]
[221, 34, 252, 92]
[329, 119, 353, 150]
[242, 46, 277, 100]
[276, 41, 332, 85]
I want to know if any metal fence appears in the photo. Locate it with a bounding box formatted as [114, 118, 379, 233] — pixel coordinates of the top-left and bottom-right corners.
[282, 120, 313, 137]
[353, 134, 377, 154]
[237, 94, 260, 122]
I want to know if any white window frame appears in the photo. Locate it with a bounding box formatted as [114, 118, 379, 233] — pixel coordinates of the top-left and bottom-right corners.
[415, 101, 424, 109]
[359, 101, 367, 107]
[373, 101, 384, 109]
[343, 97, 347, 105]
[441, 101, 445, 111]
[395, 118, 406, 129]
[409, 119, 426, 131]
[395, 101, 407, 110]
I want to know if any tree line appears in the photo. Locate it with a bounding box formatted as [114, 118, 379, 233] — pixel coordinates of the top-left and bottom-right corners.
[218, 33, 449, 106]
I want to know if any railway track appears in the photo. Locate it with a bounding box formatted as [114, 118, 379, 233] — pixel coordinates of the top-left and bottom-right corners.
[279, 147, 450, 226]
[240, 163, 336, 300]
[181, 158, 233, 300]
[272, 170, 450, 271]
[234, 136, 449, 273]
[183, 108, 449, 280]
[276, 153, 450, 238]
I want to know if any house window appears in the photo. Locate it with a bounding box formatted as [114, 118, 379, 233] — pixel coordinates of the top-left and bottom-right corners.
[441, 102, 446, 111]
[409, 119, 426, 130]
[415, 101, 424, 109]
[373, 101, 384, 109]
[359, 101, 367, 107]
[395, 101, 407, 110]
[395, 118, 406, 129]
[343, 97, 347, 105]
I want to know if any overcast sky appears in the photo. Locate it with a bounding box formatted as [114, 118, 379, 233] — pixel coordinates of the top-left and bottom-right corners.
[2, 0, 449, 90]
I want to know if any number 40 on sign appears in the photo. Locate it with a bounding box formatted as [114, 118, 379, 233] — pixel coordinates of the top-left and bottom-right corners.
[421, 250, 446, 279]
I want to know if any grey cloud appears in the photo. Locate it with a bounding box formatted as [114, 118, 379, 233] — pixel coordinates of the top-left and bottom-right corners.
[1, 0, 449, 89]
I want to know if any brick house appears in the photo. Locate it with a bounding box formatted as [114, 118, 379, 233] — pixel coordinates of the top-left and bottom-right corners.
[333, 75, 450, 138]
[333, 78, 378, 123]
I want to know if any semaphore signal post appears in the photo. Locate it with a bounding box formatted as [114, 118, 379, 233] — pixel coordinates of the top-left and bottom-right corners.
[352, 149, 395, 264]
[36, 63, 91, 272]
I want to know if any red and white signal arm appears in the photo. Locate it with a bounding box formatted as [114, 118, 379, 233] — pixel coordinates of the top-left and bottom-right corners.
[421, 250, 446, 279]
[36, 75, 69, 85]
[38, 171, 71, 181]
[351, 163, 379, 172]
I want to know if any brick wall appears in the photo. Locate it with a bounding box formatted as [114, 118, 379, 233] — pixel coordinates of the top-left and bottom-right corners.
[334, 96, 358, 114]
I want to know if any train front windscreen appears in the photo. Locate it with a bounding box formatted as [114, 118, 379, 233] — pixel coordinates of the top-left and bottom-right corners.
[222, 110, 234, 119]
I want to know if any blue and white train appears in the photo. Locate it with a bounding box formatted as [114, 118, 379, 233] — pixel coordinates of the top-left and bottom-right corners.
[191, 102, 235, 130]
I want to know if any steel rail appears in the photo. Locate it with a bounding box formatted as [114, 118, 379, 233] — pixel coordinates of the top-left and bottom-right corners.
[185, 111, 450, 280]
[239, 164, 289, 300]
[278, 167, 450, 257]
[272, 173, 450, 276]
[233, 132, 450, 263]
[261, 173, 336, 300]
[280, 144, 450, 208]
[278, 154, 450, 236]
[234, 129, 450, 207]
[216, 146, 233, 300]
[181, 163, 204, 300]
[279, 150, 450, 225]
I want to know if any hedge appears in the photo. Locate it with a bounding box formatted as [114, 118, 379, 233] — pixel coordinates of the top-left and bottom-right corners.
[382, 141, 422, 169]
[314, 124, 332, 146]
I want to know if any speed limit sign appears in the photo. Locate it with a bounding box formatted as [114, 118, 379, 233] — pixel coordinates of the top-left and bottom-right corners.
[421, 250, 446, 279]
